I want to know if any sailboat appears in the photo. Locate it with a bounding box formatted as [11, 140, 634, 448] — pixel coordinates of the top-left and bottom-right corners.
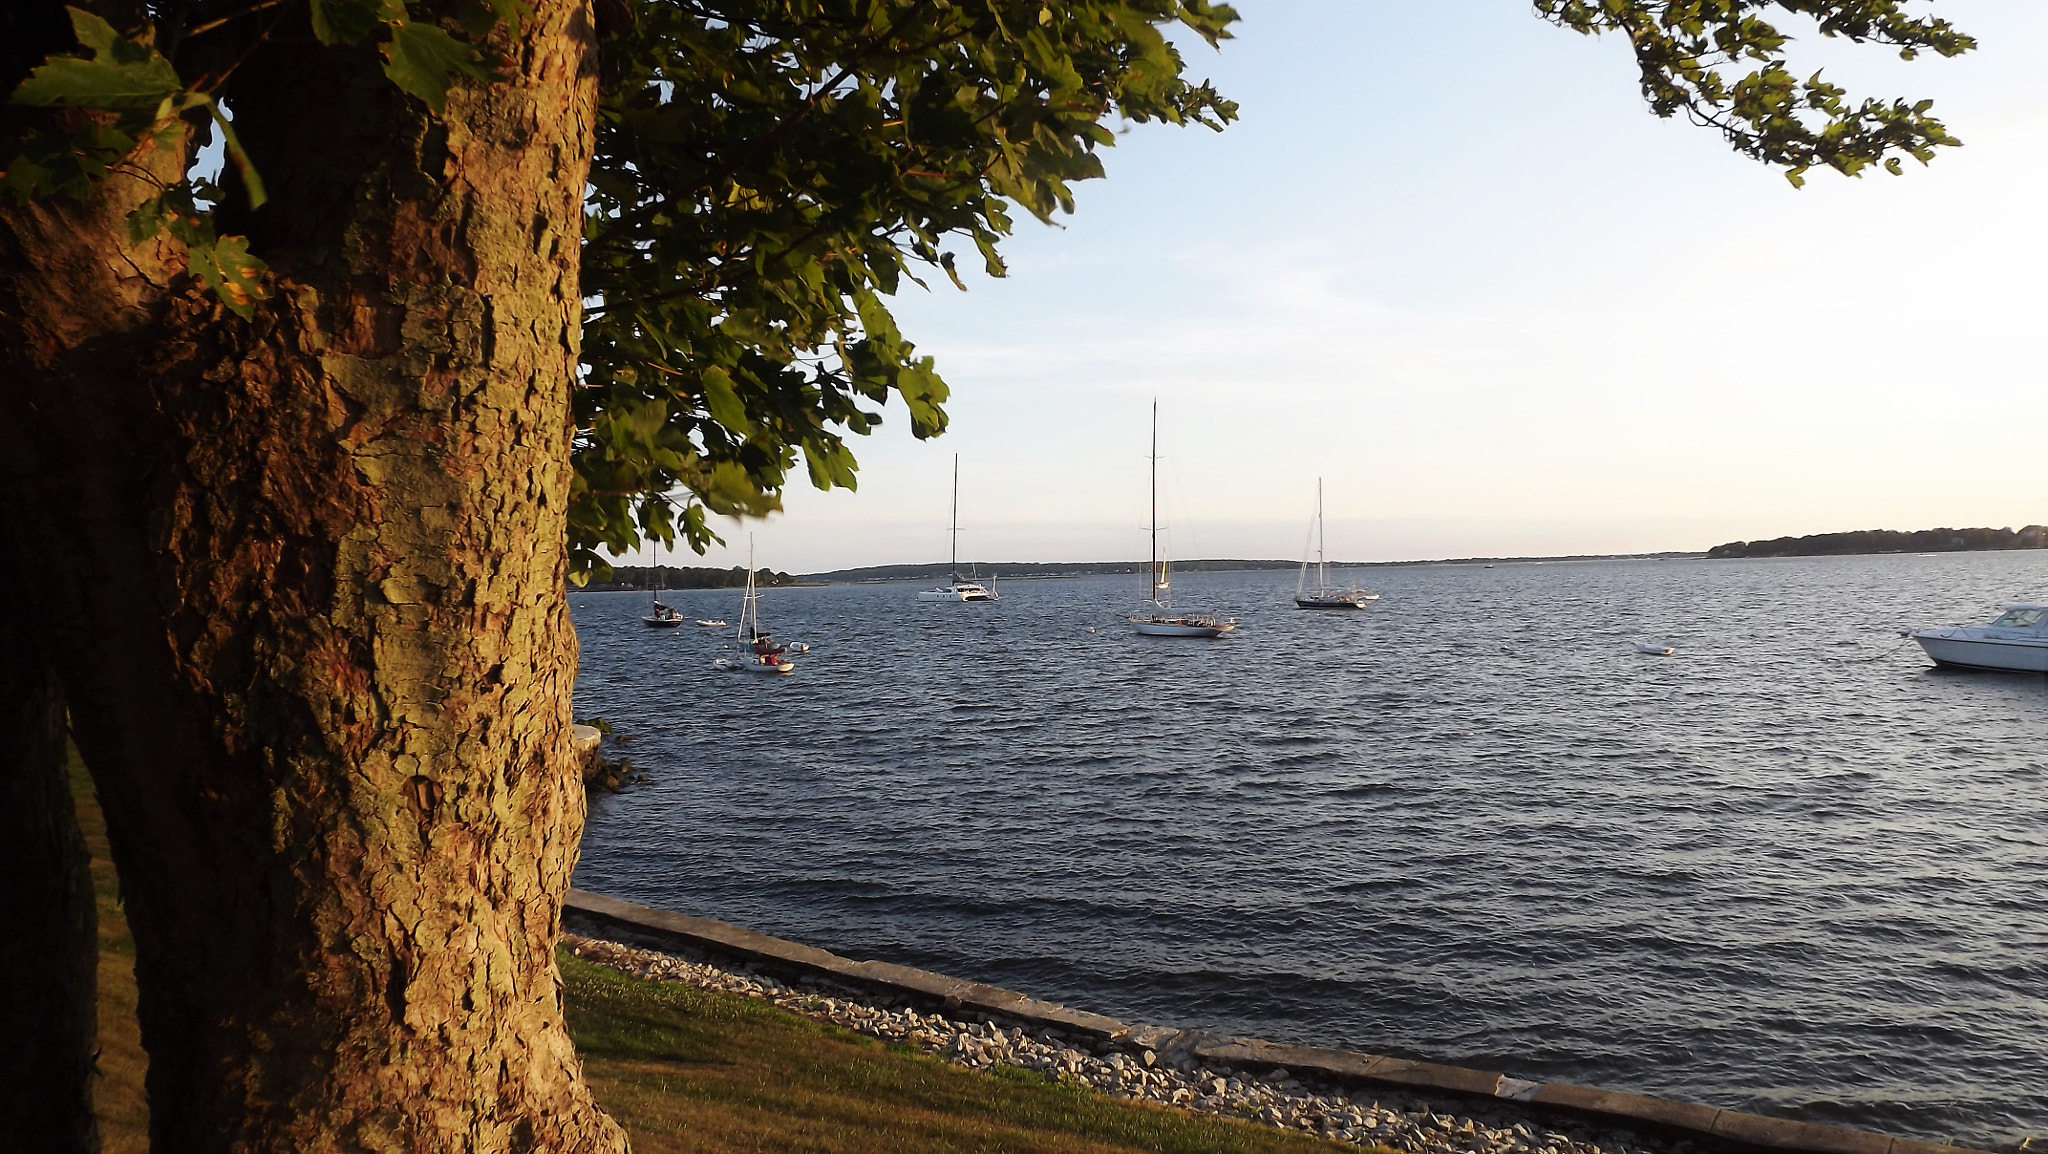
[917, 454, 999, 602]
[1130, 402, 1234, 638]
[1294, 478, 1378, 609]
[641, 542, 685, 627]
[712, 538, 794, 675]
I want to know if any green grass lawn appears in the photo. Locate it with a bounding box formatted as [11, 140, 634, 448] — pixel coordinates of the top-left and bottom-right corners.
[75, 758, 1341, 1152]
[564, 955, 1347, 1153]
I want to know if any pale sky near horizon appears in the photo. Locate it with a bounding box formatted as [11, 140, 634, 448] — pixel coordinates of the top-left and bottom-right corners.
[632, 0, 2048, 575]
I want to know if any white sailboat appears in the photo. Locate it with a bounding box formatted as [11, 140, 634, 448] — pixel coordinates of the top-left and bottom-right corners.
[712, 537, 794, 675]
[641, 541, 684, 626]
[1294, 477, 1378, 609]
[917, 454, 999, 602]
[1130, 401, 1234, 638]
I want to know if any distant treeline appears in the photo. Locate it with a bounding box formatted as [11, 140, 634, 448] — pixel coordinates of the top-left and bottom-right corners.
[801, 554, 1704, 582]
[580, 565, 795, 591]
[1708, 525, 2048, 559]
[800, 559, 1303, 583]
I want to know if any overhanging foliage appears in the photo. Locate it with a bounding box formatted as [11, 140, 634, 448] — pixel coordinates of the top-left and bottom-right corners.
[571, 1, 1240, 575]
[2, 0, 1977, 580]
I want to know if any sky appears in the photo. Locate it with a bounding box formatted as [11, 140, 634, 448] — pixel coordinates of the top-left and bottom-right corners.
[641, 0, 2048, 575]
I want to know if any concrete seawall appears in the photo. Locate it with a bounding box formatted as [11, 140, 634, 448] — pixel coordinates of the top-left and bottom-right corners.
[564, 890, 1990, 1154]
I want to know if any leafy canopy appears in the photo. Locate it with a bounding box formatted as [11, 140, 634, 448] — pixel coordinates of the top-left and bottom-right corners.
[2, 1, 1975, 575]
[571, 1, 1238, 573]
[1534, 1, 1973, 185]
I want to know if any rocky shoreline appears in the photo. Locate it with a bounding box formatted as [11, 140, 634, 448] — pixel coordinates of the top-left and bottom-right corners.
[564, 933, 1688, 1154]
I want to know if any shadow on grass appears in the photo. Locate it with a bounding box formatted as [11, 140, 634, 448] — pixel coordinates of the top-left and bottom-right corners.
[76, 754, 1338, 1152]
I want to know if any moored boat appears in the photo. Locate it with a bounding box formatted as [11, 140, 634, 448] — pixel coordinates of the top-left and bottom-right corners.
[917, 455, 1000, 602]
[714, 538, 796, 675]
[1913, 604, 2048, 672]
[918, 579, 998, 603]
[1128, 401, 1234, 638]
[1133, 614, 1234, 637]
[641, 542, 685, 626]
[1294, 477, 1378, 609]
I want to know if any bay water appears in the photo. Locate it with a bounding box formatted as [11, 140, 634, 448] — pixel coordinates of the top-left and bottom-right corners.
[571, 552, 2048, 1147]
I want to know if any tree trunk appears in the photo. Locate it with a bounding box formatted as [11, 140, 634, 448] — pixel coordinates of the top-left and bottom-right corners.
[0, 555, 98, 1153]
[0, 4, 623, 1149]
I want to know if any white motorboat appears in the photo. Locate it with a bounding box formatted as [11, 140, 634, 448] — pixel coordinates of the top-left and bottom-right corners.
[1294, 477, 1378, 609]
[714, 538, 795, 676]
[1913, 604, 2048, 673]
[917, 455, 999, 602]
[1634, 641, 1675, 656]
[1129, 401, 1234, 638]
[695, 618, 726, 628]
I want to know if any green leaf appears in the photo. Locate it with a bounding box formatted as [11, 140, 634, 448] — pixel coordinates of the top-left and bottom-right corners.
[382, 22, 490, 112]
[310, 0, 392, 45]
[206, 105, 267, 209]
[9, 9, 180, 109]
[187, 235, 268, 318]
[485, 0, 530, 35]
[64, 5, 123, 56]
[699, 366, 752, 434]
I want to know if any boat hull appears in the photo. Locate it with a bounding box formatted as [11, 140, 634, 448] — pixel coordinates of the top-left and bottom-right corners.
[1294, 595, 1374, 609]
[1132, 617, 1234, 638]
[641, 616, 684, 628]
[917, 587, 998, 602]
[1914, 631, 2048, 673]
[715, 656, 795, 675]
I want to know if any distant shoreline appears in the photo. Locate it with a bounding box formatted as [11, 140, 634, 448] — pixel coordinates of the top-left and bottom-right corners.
[794, 552, 1705, 584]
[1708, 524, 2046, 560]
[582, 531, 2048, 590]
[577, 563, 799, 593]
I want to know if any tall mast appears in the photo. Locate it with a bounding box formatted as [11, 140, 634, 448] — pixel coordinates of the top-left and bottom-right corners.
[1149, 400, 1161, 602]
[950, 453, 960, 581]
[1317, 477, 1328, 591]
[739, 535, 755, 641]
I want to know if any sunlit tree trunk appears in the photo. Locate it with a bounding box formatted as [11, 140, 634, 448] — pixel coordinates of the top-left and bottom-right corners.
[0, 2, 623, 1148]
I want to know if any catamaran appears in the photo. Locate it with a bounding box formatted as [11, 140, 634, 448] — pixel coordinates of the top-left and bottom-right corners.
[1130, 401, 1234, 638]
[917, 455, 999, 602]
[1294, 477, 1378, 609]
[712, 538, 795, 675]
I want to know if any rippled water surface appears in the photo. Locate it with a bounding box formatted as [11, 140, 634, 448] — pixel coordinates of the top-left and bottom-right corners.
[571, 553, 2048, 1147]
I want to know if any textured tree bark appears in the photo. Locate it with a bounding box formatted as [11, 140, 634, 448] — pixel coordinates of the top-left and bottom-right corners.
[0, 3, 623, 1150]
[0, 563, 98, 1154]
